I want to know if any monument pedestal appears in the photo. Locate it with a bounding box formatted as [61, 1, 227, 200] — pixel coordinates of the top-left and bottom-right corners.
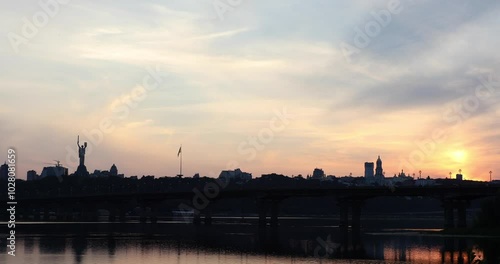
[75, 164, 89, 177]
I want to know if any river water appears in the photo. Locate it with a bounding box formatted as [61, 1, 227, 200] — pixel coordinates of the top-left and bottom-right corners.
[2, 221, 498, 264]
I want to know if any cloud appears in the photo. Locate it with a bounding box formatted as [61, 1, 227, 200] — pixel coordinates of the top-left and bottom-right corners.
[1, 0, 500, 179]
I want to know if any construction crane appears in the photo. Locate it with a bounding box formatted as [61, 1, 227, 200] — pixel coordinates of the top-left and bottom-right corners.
[43, 160, 63, 167]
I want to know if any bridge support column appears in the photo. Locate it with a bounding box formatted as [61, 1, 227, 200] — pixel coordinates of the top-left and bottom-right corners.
[442, 199, 470, 229]
[257, 198, 281, 228]
[258, 200, 269, 228]
[150, 212, 157, 224]
[65, 207, 74, 221]
[20, 206, 29, 221]
[457, 201, 467, 228]
[18, 207, 29, 221]
[204, 207, 212, 226]
[34, 208, 41, 221]
[79, 207, 85, 221]
[89, 205, 99, 222]
[443, 201, 454, 229]
[193, 210, 202, 226]
[338, 200, 349, 252]
[15, 207, 23, 221]
[338, 201, 349, 231]
[270, 200, 280, 228]
[351, 200, 362, 241]
[81, 204, 98, 222]
[150, 204, 161, 224]
[111, 203, 127, 222]
[109, 208, 117, 222]
[55, 207, 65, 221]
[118, 208, 126, 222]
[337, 198, 364, 253]
[43, 207, 50, 221]
[139, 206, 148, 223]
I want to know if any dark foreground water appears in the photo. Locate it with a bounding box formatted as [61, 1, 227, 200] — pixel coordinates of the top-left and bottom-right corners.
[2, 220, 499, 264]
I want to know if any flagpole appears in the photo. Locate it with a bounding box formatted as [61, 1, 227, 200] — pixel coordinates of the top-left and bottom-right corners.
[178, 144, 183, 177]
[180, 145, 182, 176]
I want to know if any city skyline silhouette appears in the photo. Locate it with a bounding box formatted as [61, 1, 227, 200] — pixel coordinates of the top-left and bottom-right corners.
[2, 1, 500, 263]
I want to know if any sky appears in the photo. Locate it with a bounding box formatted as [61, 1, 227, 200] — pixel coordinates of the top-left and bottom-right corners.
[1, 0, 499, 181]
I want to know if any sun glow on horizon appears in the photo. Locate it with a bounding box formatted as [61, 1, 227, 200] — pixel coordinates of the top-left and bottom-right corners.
[451, 150, 467, 164]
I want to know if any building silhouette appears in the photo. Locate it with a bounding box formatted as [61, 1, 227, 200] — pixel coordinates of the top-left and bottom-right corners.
[311, 168, 325, 180]
[91, 170, 107, 178]
[375, 156, 384, 178]
[27, 170, 38, 181]
[110, 164, 118, 177]
[40, 164, 68, 179]
[364, 162, 374, 178]
[90, 165, 124, 178]
[0, 162, 8, 181]
[219, 168, 252, 182]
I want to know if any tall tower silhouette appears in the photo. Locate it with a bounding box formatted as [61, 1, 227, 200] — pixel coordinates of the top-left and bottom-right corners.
[375, 155, 384, 178]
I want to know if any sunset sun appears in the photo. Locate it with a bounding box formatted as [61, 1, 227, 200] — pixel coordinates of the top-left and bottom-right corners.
[451, 150, 467, 163]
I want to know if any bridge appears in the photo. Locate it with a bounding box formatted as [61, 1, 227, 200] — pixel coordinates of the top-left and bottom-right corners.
[4, 183, 499, 233]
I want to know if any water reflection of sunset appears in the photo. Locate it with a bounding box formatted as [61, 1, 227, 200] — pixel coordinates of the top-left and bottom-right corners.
[383, 243, 442, 263]
[382, 243, 475, 263]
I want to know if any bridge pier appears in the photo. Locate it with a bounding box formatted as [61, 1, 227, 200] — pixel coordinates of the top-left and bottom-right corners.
[337, 198, 364, 252]
[457, 201, 468, 228]
[257, 198, 281, 228]
[33, 208, 41, 221]
[42, 207, 50, 221]
[150, 204, 161, 224]
[443, 201, 455, 228]
[258, 200, 269, 228]
[139, 206, 148, 223]
[204, 207, 213, 226]
[338, 201, 349, 232]
[338, 201, 349, 251]
[18, 207, 28, 221]
[55, 207, 65, 221]
[137, 202, 162, 224]
[110, 203, 128, 222]
[442, 199, 470, 229]
[109, 208, 118, 222]
[62, 207, 72, 221]
[118, 209, 126, 222]
[85, 204, 99, 222]
[351, 200, 362, 240]
[193, 210, 202, 225]
[270, 200, 280, 228]
[190, 208, 213, 226]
